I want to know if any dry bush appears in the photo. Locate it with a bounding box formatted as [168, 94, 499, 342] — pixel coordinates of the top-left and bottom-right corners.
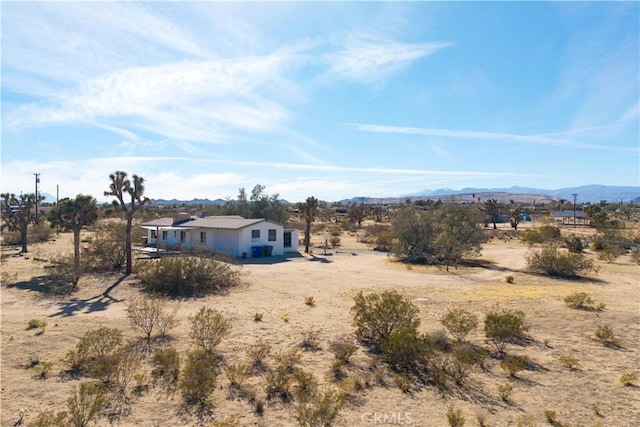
[597, 244, 623, 263]
[189, 307, 232, 354]
[126, 296, 179, 342]
[151, 347, 180, 386]
[526, 244, 596, 278]
[500, 354, 529, 377]
[497, 382, 513, 402]
[293, 369, 319, 403]
[440, 307, 478, 342]
[446, 404, 465, 427]
[28, 410, 68, 427]
[484, 308, 529, 355]
[179, 349, 218, 406]
[49, 252, 87, 287]
[112, 344, 143, 397]
[299, 328, 321, 352]
[135, 256, 242, 297]
[620, 372, 638, 386]
[26, 319, 47, 331]
[211, 415, 241, 427]
[351, 290, 420, 348]
[558, 354, 579, 370]
[63, 327, 123, 379]
[594, 325, 617, 346]
[265, 365, 296, 402]
[294, 388, 345, 427]
[521, 225, 561, 244]
[246, 341, 271, 372]
[329, 336, 358, 364]
[304, 296, 316, 306]
[67, 381, 109, 427]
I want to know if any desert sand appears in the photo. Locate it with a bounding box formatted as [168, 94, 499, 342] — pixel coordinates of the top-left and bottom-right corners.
[1, 224, 639, 426]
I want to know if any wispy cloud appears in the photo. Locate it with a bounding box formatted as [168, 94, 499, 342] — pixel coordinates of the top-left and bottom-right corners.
[322, 37, 452, 86]
[346, 123, 639, 152]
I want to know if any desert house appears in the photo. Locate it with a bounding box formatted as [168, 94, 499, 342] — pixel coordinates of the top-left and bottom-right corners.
[140, 214, 299, 258]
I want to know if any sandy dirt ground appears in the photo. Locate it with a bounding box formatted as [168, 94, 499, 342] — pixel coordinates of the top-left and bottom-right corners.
[1, 224, 639, 426]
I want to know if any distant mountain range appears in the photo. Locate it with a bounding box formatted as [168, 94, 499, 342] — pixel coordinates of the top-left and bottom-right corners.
[341, 185, 640, 205]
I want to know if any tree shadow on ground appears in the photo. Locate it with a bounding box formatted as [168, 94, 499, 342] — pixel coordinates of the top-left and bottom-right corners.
[6, 275, 78, 297]
[48, 275, 126, 317]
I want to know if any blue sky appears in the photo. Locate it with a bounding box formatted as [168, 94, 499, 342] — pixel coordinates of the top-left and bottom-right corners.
[2, 2, 638, 203]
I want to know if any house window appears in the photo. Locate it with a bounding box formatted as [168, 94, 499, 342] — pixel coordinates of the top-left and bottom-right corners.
[268, 229, 277, 242]
[200, 231, 206, 244]
[180, 231, 186, 242]
[162, 231, 168, 240]
[251, 229, 260, 242]
[151, 230, 157, 239]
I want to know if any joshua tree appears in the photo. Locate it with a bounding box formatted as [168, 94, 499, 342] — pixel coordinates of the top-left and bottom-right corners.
[48, 194, 98, 271]
[1, 192, 43, 253]
[298, 196, 318, 253]
[484, 199, 500, 229]
[509, 207, 523, 230]
[104, 171, 150, 275]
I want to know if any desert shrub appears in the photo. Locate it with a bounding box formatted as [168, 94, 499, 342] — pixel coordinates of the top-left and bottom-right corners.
[135, 256, 242, 297]
[151, 347, 180, 386]
[449, 342, 487, 382]
[28, 410, 68, 427]
[84, 221, 143, 271]
[484, 309, 529, 355]
[558, 354, 579, 370]
[544, 410, 557, 424]
[440, 308, 478, 342]
[597, 244, 622, 263]
[27, 319, 47, 331]
[225, 363, 251, 393]
[563, 292, 594, 309]
[565, 236, 584, 253]
[474, 408, 489, 427]
[594, 325, 617, 346]
[351, 290, 420, 348]
[112, 344, 143, 398]
[304, 296, 316, 306]
[294, 388, 345, 427]
[631, 247, 640, 265]
[253, 312, 263, 322]
[211, 415, 241, 427]
[393, 372, 413, 393]
[526, 243, 596, 278]
[497, 382, 513, 402]
[189, 306, 232, 354]
[424, 329, 451, 352]
[49, 253, 87, 287]
[620, 372, 637, 386]
[265, 365, 296, 402]
[522, 225, 561, 244]
[29, 221, 53, 243]
[126, 296, 179, 342]
[300, 328, 321, 351]
[505, 275, 515, 284]
[35, 360, 54, 380]
[246, 341, 271, 372]
[500, 354, 529, 377]
[64, 327, 123, 378]
[329, 235, 341, 248]
[179, 349, 218, 406]
[329, 336, 358, 364]
[380, 327, 430, 373]
[293, 369, 319, 402]
[274, 348, 302, 373]
[67, 381, 108, 427]
[364, 224, 394, 251]
[446, 404, 466, 427]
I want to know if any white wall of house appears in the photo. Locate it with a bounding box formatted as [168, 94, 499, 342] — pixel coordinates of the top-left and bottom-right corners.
[240, 221, 284, 257]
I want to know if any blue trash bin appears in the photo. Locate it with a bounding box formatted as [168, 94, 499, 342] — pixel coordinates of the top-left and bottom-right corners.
[251, 246, 262, 258]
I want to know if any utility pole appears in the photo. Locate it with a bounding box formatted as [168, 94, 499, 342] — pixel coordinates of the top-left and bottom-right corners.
[572, 193, 578, 228]
[34, 172, 40, 222]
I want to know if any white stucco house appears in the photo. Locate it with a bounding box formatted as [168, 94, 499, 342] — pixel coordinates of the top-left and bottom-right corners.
[140, 215, 299, 258]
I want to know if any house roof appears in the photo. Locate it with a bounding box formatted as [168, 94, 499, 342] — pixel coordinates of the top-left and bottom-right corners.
[140, 216, 276, 230]
[550, 210, 586, 218]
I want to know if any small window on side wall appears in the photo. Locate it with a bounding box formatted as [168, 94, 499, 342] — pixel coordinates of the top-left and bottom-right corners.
[268, 229, 277, 242]
[251, 229, 260, 242]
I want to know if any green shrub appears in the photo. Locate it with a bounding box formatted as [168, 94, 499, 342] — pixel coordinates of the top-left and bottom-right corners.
[446, 404, 466, 427]
[565, 236, 584, 253]
[135, 256, 242, 297]
[189, 306, 231, 354]
[29, 221, 54, 244]
[49, 253, 87, 287]
[484, 309, 529, 355]
[380, 327, 430, 373]
[351, 290, 420, 348]
[246, 341, 271, 372]
[505, 275, 515, 284]
[63, 327, 123, 379]
[179, 349, 218, 406]
[526, 243, 596, 278]
[500, 355, 529, 377]
[563, 292, 594, 309]
[28, 410, 68, 427]
[597, 245, 622, 263]
[224, 363, 251, 392]
[329, 235, 341, 248]
[151, 347, 180, 386]
[522, 225, 561, 244]
[26, 319, 47, 331]
[265, 365, 296, 402]
[440, 308, 478, 342]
